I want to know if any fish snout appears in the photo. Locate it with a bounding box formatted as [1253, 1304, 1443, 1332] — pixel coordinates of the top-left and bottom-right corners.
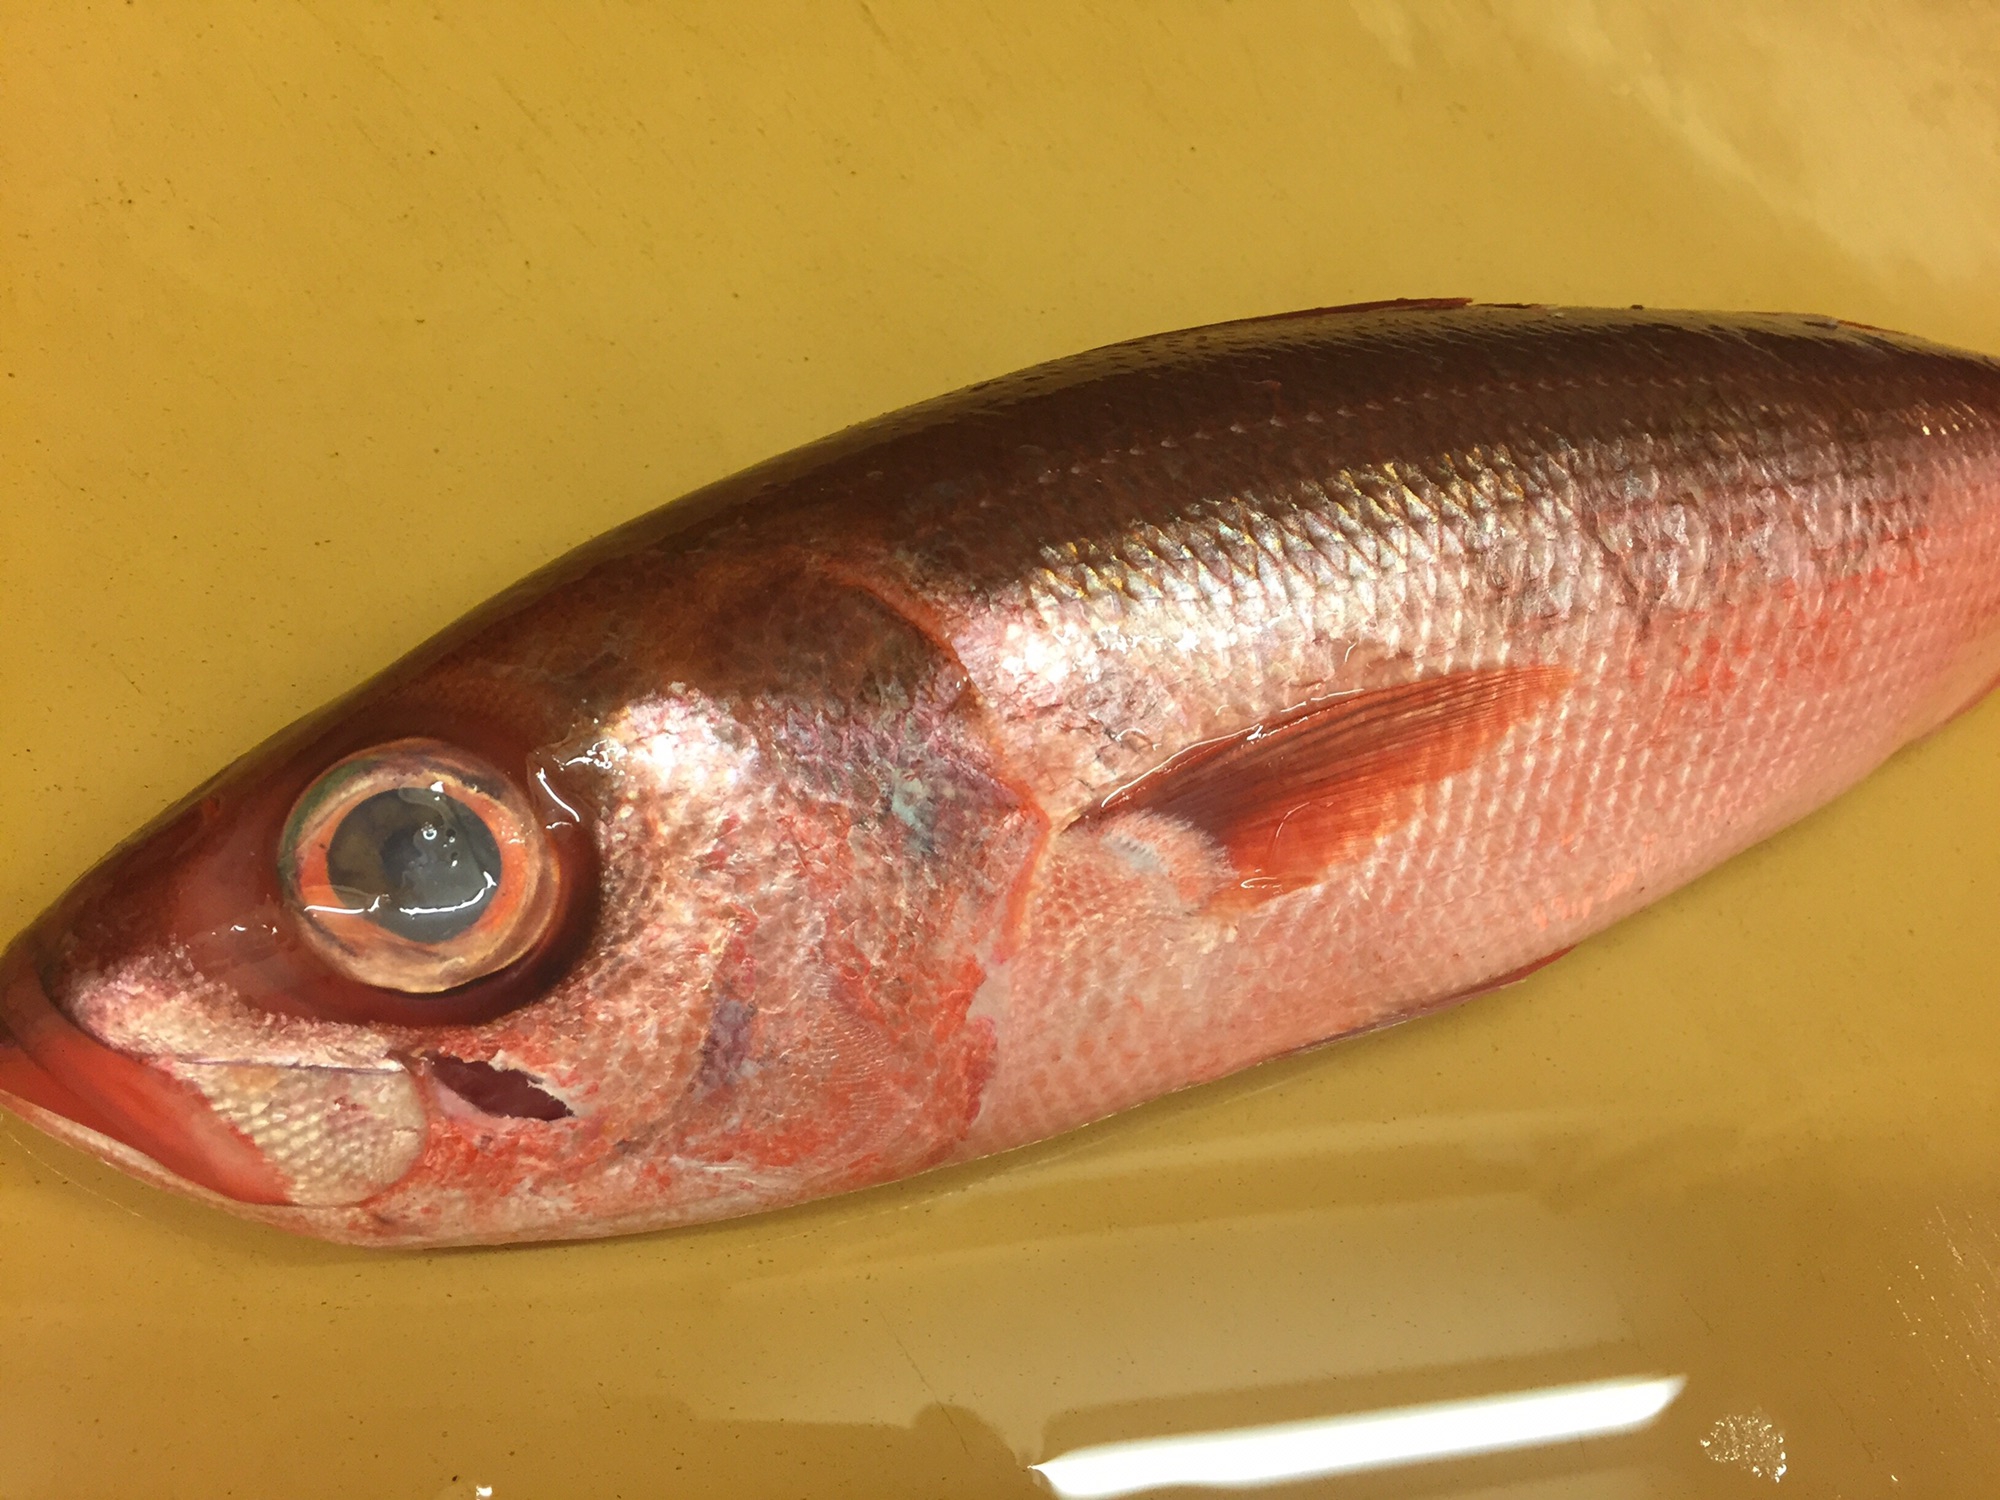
[0, 935, 425, 1208]
[0, 933, 290, 1202]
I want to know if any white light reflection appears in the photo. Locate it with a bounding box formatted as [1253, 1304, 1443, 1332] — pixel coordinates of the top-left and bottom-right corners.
[1032, 1374, 1684, 1498]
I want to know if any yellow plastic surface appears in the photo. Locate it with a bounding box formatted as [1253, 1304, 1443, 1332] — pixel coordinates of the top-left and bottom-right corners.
[5, 5, 2000, 1496]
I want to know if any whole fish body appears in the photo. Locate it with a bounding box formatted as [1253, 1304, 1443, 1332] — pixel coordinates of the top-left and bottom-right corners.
[4, 301, 1998, 1247]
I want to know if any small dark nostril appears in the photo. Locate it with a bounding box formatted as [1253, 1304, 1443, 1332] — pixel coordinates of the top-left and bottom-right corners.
[425, 1055, 573, 1121]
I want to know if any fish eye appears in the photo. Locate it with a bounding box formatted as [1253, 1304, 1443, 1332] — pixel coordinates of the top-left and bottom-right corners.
[279, 739, 561, 993]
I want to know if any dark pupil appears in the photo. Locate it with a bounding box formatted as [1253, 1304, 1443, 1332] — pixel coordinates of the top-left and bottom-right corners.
[324, 788, 502, 944]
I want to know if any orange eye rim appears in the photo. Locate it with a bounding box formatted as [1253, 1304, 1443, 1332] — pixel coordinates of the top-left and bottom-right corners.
[279, 738, 561, 994]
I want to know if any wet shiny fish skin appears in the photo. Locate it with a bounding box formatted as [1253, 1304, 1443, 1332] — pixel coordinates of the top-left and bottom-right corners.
[3, 302, 1999, 1246]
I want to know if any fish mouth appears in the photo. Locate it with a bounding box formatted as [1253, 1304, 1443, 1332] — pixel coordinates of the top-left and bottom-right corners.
[0, 937, 292, 1205]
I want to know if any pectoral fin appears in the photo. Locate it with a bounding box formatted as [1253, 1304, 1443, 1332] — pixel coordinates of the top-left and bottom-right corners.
[1092, 665, 1571, 903]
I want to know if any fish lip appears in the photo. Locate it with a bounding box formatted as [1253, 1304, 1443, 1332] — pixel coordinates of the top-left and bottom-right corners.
[0, 935, 294, 1206]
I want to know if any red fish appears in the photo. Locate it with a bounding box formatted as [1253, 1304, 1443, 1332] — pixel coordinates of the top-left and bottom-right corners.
[4, 302, 1998, 1247]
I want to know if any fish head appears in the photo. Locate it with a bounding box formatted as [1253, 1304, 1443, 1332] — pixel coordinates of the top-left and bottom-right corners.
[0, 544, 1037, 1245]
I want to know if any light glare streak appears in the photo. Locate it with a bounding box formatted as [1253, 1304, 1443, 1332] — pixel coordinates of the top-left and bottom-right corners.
[1032, 1374, 1684, 1498]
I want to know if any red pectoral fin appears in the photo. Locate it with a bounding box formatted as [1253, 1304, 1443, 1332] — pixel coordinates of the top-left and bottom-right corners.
[1094, 665, 1571, 902]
